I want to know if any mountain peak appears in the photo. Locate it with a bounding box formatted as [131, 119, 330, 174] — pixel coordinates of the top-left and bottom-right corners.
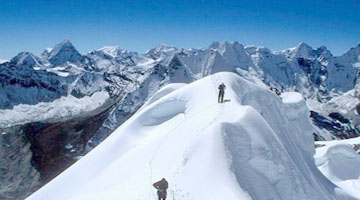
[145, 44, 177, 59]
[0, 59, 9, 64]
[10, 52, 43, 68]
[281, 42, 316, 59]
[48, 40, 83, 65]
[209, 41, 220, 49]
[296, 42, 313, 51]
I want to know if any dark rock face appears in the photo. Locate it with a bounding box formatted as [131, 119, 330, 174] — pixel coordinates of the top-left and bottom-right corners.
[0, 126, 40, 200]
[0, 62, 70, 109]
[23, 106, 112, 183]
[310, 111, 360, 139]
[48, 40, 84, 66]
[0, 100, 114, 200]
[328, 112, 350, 124]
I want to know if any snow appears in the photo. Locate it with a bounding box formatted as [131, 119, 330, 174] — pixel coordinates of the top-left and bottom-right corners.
[27, 72, 356, 200]
[140, 83, 186, 110]
[281, 92, 304, 104]
[315, 138, 360, 199]
[325, 89, 359, 115]
[0, 91, 109, 128]
[0, 59, 9, 64]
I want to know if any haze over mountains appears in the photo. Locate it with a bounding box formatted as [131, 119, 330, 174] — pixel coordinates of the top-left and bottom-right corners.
[0, 40, 359, 199]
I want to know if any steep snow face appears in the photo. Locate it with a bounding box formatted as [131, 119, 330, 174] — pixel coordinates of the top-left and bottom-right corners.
[27, 72, 354, 200]
[47, 40, 84, 65]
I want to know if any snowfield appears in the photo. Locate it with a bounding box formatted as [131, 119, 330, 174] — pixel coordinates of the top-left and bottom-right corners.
[0, 91, 109, 128]
[26, 72, 356, 200]
[315, 137, 360, 199]
[0, 59, 9, 64]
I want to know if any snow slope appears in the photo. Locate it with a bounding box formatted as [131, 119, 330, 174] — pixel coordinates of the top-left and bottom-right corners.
[0, 59, 9, 64]
[27, 72, 354, 200]
[315, 138, 360, 199]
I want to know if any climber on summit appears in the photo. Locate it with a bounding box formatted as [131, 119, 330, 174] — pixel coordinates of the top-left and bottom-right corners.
[218, 83, 226, 103]
[153, 178, 168, 200]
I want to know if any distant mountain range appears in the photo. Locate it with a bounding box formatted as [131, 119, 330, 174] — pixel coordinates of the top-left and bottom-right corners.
[0, 40, 359, 200]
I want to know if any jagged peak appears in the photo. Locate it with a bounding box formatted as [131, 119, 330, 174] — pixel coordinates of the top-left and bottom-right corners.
[280, 42, 317, 59]
[47, 40, 83, 65]
[317, 45, 327, 51]
[50, 40, 79, 56]
[41, 48, 53, 59]
[209, 41, 220, 49]
[296, 42, 313, 49]
[315, 45, 333, 59]
[98, 45, 122, 51]
[343, 42, 360, 56]
[293, 42, 315, 55]
[10, 51, 42, 67]
[221, 41, 245, 49]
[154, 43, 176, 51]
[97, 46, 127, 56]
[59, 39, 73, 46]
[145, 44, 177, 58]
[11, 51, 36, 61]
[209, 41, 245, 50]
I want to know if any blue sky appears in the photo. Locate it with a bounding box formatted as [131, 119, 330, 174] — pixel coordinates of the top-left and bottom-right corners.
[0, 0, 359, 59]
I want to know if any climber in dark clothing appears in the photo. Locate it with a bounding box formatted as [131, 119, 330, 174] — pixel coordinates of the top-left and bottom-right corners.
[218, 83, 226, 103]
[153, 178, 168, 200]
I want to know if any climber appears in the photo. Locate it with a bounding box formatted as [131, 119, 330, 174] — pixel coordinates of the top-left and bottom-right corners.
[218, 83, 226, 103]
[274, 87, 281, 96]
[153, 178, 168, 200]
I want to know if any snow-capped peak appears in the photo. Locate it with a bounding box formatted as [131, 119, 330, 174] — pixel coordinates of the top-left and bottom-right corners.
[341, 43, 360, 62]
[284, 42, 316, 59]
[48, 40, 83, 65]
[10, 52, 43, 68]
[26, 72, 355, 200]
[0, 59, 9, 64]
[145, 44, 177, 59]
[96, 46, 129, 58]
[209, 41, 221, 49]
[41, 47, 53, 59]
[152, 43, 176, 52]
[315, 46, 333, 61]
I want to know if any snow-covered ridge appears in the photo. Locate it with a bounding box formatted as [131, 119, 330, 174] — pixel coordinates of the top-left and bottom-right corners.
[2, 40, 360, 200]
[27, 72, 356, 200]
[2, 39, 360, 141]
[315, 137, 360, 199]
[0, 59, 9, 64]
